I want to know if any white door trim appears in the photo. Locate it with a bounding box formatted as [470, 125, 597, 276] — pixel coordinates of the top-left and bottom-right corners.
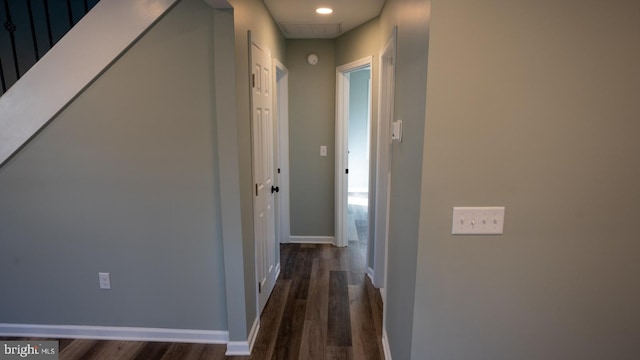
[273, 59, 290, 244]
[335, 56, 373, 248]
[377, 27, 397, 336]
[375, 27, 397, 290]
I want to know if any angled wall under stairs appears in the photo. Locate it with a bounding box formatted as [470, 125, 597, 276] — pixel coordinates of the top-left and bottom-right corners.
[0, 0, 101, 96]
[0, 0, 179, 167]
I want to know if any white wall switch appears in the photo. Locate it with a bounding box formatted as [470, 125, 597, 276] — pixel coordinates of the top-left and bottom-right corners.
[320, 145, 327, 157]
[452, 207, 505, 235]
[391, 120, 402, 142]
[98, 272, 111, 289]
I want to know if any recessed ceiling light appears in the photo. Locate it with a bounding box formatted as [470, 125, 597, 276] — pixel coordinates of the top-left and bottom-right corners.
[316, 7, 333, 15]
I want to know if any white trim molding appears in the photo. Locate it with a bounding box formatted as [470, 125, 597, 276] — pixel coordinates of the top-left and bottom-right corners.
[367, 267, 375, 282]
[275, 262, 281, 280]
[225, 317, 260, 356]
[0, 323, 228, 344]
[373, 27, 398, 289]
[288, 236, 336, 245]
[382, 329, 393, 360]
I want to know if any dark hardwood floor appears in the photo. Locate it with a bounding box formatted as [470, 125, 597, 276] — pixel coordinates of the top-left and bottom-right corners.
[249, 242, 383, 360]
[1, 241, 384, 360]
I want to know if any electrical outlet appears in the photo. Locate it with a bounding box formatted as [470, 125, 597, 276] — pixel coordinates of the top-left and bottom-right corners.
[98, 272, 111, 289]
[452, 207, 505, 235]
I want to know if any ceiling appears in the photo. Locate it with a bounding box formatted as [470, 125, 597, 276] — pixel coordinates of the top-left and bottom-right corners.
[262, 0, 385, 39]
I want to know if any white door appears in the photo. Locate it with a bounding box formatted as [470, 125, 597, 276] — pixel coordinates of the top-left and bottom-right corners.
[251, 40, 277, 314]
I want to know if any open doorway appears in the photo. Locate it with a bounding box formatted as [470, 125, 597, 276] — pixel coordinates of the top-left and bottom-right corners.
[335, 56, 373, 251]
[373, 27, 397, 297]
[346, 68, 371, 251]
[274, 59, 289, 247]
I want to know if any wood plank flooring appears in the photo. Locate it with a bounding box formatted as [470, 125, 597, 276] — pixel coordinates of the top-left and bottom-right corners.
[1, 243, 384, 360]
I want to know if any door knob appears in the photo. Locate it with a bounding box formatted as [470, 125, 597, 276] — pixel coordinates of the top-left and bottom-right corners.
[271, 185, 280, 194]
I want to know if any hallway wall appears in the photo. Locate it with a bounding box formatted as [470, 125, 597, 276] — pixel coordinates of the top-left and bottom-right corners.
[287, 39, 336, 237]
[0, 0, 227, 331]
[414, 0, 640, 359]
[377, 1, 432, 359]
[225, 0, 287, 337]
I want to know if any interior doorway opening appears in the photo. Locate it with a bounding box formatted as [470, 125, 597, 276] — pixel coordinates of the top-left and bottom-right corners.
[274, 59, 289, 246]
[335, 56, 373, 251]
[346, 68, 371, 250]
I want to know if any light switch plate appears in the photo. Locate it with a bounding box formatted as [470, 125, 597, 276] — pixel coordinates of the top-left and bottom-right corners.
[391, 120, 402, 142]
[98, 272, 111, 289]
[452, 207, 505, 235]
[320, 145, 327, 157]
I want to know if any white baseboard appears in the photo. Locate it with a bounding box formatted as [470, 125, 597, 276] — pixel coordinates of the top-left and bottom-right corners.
[0, 323, 228, 344]
[380, 287, 386, 303]
[288, 236, 336, 245]
[367, 267, 375, 282]
[275, 262, 281, 280]
[382, 329, 392, 360]
[367, 269, 385, 304]
[225, 317, 259, 356]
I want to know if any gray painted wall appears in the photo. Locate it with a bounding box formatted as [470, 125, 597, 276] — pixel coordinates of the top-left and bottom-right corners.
[212, 7, 248, 342]
[348, 68, 371, 193]
[0, 0, 227, 330]
[287, 39, 336, 236]
[377, 1, 431, 359]
[226, 0, 287, 336]
[335, 18, 381, 269]
[413, 0, 640, 359]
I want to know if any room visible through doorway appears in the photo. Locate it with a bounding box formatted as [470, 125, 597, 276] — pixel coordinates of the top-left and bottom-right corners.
[347, 67, 371, 250]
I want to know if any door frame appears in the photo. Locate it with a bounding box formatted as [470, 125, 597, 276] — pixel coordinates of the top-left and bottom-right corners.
[335, 56, 373, 248]
[374, 27, 397, 295]
[249, 33, 277, 316]
[273, 59, 290, 247]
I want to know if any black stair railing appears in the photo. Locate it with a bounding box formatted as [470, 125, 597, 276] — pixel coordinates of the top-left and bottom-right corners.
[1, 0, 100, 97]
